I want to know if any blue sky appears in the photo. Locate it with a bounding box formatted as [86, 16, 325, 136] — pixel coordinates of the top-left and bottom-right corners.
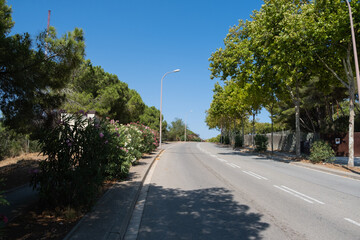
[7, 0, 269, 139]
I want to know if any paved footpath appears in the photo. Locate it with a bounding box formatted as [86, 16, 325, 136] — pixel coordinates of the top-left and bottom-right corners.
[64, 149, 162, 240]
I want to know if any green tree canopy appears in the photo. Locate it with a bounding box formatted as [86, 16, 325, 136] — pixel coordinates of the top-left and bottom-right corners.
[0, 1, 85, 133]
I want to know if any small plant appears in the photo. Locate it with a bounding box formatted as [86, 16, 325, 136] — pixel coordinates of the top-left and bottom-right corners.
[254, 134, 268, 152]
[309, 140, 335, 163]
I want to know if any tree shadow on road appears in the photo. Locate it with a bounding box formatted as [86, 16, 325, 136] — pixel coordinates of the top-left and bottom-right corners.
[139, 186, 269, 240]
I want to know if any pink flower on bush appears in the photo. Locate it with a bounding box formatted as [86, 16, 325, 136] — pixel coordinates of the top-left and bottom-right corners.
[99, 132, 104, 138]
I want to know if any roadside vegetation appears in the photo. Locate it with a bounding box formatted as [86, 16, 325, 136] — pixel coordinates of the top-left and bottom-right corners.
[206, 0, 360, 167]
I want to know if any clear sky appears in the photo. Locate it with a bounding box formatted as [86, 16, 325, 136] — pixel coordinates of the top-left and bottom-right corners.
[7, 0, 269, 139]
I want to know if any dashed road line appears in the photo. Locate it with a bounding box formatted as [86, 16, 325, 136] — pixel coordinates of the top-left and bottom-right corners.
[344, 218, 360, 227]
[243, 170, 267, 180]
[274, 185, 324, 204]
[280, 185, 324, 204]
[247, 171, 268, 180]
[243, 170, 262, 180]
[216, 157, 227, 163]
[226, 162, 236, 168]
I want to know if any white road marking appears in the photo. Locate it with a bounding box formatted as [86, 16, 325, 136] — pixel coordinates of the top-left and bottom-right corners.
[243, 171, 262, 180]
[280, 185, 324, 204]
[232, 163, 241, 169]
[273, 185, 325, 204]
[247, 171, 268, 180]
[217, 158, 227, 163]
[344, 218, 360, 227]
[226, 162, 236, 168]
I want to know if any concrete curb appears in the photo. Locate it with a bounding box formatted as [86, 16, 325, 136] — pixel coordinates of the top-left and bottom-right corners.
[116, 149, 164, 240]
[64, 149, 164, 240]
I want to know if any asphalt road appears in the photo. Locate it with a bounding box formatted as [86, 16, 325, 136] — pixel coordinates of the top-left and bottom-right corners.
[136, 142, 360, 240]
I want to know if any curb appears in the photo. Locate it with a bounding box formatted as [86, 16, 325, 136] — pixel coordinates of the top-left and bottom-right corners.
[117, 149, 164, 240]
[63, 148, 164, 240]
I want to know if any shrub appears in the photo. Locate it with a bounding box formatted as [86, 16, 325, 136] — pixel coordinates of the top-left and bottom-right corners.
[0, 122, 41, 160]
[309, 140, 335, 163]
[31, 114, 113, 209]
[254, 134, 268, 152]
[206, 135, 220, 143]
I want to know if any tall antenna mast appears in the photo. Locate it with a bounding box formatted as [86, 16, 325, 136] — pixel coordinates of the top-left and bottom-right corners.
[45, 10, 51, 57]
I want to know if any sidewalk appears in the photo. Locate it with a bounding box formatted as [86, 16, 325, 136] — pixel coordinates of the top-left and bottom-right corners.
[64, 149, 162, 240]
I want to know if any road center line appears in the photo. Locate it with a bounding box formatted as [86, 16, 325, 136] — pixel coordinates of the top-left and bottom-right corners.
[274, 185, 313, 204]
[247, 171, 268, 180]
[217, 158, 227, 163]
[243, 171, 262, 180]
[232, 163, 241, 169]
[280, 185, 324, 204]
[226, 162, 236, 168]
[344, 218, 360, 227]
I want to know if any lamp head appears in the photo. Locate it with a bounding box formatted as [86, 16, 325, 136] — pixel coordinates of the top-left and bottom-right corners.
[173, 69, 180, 72]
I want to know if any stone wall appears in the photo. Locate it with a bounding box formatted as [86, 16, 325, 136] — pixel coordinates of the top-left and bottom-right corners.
[243, 132, 317, 153]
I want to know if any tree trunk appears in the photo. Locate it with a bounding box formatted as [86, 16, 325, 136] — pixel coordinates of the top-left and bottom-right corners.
[344, 49, 355, 167]
[348, 91, 355, 167]
[242, 117, 245, 147]
[295, 85, 301, 158]
[252, 112, 255, 148]
[270, 107, 274, 155]
[347, 73, 355, 167]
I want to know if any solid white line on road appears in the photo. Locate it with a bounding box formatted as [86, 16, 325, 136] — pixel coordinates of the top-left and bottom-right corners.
[243, 171, 262, 180]
[247, 171, 268, 180]
[281, 185, 325, 204]
[344, 218, 360, 227]
[274, 185, 314, 204]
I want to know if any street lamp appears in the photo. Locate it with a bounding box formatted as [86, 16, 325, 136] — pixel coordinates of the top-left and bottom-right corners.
[345, 0, 360, 101]
[159, 69, 180, 148]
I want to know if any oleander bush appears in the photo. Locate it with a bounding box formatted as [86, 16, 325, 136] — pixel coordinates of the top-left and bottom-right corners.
[31, 114, 116, 209]
[254, 134, 268, 152]
[31, 114, 159, 209]
[309, 140, 335, 163]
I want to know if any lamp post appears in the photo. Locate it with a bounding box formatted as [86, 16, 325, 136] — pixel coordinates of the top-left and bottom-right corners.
[159, 69, 180, 148]
[345, 0, 360, 100]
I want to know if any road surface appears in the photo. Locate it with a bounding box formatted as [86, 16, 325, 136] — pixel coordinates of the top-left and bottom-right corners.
[132, 142, 360, 239]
